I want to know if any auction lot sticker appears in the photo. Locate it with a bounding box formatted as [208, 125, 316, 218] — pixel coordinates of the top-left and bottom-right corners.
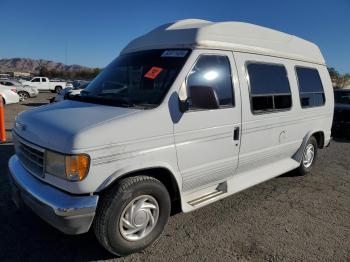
[144, 66, 163, 79]
[161, 50, 188, 57]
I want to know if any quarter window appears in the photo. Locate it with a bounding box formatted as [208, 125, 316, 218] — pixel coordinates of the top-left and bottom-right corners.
[247, 63, 292, 113]
[42, 78, 47, 82]
[295, 67, 325, 108]
[187, 55, 234, 108]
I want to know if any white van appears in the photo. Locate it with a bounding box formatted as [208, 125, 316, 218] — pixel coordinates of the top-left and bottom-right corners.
[9, 19, 334, 256]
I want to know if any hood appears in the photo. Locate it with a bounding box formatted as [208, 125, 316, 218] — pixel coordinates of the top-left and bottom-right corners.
[15, 100, 140, 152]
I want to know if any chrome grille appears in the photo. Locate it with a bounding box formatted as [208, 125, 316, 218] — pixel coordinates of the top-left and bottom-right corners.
[14, 134, 45, 177]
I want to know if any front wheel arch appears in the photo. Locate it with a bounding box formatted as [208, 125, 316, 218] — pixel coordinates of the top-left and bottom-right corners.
[99, 167, 182, 215]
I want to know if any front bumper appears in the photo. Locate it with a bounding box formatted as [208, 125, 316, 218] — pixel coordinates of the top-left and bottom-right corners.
[8, 155, 99, 235]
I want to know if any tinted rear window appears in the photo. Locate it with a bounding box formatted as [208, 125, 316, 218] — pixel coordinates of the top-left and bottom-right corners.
[296, 67, 325, 108]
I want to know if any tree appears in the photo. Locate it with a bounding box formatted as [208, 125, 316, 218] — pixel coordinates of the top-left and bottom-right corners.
[39, 66, 49, 77]
[328, 67, 339, 80]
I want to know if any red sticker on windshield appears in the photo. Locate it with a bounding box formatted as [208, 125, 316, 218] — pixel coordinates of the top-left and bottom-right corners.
[144, 66, 163, 79]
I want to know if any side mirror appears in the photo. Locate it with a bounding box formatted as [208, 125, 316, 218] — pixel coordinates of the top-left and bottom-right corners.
[188, 85, 220, 110]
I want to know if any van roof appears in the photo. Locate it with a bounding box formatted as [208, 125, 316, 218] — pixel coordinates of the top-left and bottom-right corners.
[121, 19, 325, 65]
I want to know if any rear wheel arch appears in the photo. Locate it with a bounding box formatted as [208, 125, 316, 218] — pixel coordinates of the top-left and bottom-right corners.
[293, 130, 325, 163]
[99, 167, 182, 215]
[312, 131, 325, 149]
[54, 86, 63, 93]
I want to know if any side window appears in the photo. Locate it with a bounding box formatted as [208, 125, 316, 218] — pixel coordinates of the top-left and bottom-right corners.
[295, 67, 325, 108]
[247, 62, 292, 113]
[5, 82, 14, 86]
[31, 78, 40, 82]
[42, 78, 47, 82]
[187, 55, 234, 108]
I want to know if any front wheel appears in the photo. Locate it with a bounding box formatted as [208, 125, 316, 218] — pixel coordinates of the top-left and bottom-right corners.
[18, 91, 30, 102]
[94, 176, 171, 256]
[297, 136, 318, 176]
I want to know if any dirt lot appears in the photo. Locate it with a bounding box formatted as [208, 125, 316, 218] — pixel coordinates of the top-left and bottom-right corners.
[0, 93, 349, 261]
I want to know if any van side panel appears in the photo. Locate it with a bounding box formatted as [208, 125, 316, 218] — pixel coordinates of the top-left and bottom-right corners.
[233, 52, 333, 177]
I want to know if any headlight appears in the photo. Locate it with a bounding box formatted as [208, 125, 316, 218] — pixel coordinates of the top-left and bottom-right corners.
[45, 150, 90, 181]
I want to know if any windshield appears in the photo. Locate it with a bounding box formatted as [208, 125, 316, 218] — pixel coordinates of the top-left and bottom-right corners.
[334, 90, 350, 104]
[70, 49, 191, 108]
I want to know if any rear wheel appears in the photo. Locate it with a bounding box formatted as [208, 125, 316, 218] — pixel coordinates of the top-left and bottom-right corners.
[55, 86, 62, 93]
[18, 91, 30, 102]
[297, 136, 318, 176]
[94, 176, 171, 256]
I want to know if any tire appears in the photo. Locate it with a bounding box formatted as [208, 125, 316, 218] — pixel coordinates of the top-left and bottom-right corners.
[1, 97, 5, 105]
[297, 136, 318, 176]
[55, 86, 62, 93]
[94, 176, 171, 256]
[18, 91, 30, 102]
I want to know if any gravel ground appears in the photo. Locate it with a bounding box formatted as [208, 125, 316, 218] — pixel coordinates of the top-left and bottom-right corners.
[0, 93, 349, 261]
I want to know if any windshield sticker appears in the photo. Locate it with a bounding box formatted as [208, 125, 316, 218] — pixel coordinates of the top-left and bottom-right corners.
[161, 50, 188, 57]
[144, 66, 163, 79]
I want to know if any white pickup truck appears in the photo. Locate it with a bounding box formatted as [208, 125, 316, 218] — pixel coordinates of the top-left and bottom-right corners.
[22, 77, 67, 93]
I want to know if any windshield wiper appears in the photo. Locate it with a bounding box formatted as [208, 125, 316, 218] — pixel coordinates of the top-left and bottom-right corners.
[95, 93, 136, 107]
[67, 93, 135, 108]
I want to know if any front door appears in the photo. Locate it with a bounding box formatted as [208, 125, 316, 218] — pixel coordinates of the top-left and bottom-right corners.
[174, 50, 241, 192]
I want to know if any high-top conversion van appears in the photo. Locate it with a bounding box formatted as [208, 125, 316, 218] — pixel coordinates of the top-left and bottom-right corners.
[9, 19, 333, 256]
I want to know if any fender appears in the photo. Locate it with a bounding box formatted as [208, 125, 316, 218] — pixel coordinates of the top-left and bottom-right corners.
[96, 162, 183, 194]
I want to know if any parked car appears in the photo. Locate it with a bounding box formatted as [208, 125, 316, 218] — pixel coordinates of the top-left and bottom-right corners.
[332, 88, 350, 137]
[53, 82, 89, 102]
[0, 80, 39, 101]
[66, 82, 74, 88]
[0, 86, 19, 104]
[9, 19, 334, 256]
[21, 77, 67, 93]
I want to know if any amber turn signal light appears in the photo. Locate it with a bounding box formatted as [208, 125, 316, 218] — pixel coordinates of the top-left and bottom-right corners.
[65, 154, 90, 181]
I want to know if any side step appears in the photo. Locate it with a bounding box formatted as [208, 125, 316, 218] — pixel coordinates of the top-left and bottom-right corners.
[188, 182, 227, 206]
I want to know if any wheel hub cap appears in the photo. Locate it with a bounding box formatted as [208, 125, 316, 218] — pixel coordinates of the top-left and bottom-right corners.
[119, 195, 159, 241]
[133, 211, 148, 226]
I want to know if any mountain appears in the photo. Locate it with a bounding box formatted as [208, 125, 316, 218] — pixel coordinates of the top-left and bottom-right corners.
[0, 58, 95, 74]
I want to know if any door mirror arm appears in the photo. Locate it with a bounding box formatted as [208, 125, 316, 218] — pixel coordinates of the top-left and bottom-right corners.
[179, 98, 190, 113]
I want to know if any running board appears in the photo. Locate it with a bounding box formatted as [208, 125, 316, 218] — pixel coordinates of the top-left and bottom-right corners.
[188, 182, 227, 206]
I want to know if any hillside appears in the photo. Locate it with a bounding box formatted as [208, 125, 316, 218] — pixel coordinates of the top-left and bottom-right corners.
[0, 58, 93, 74]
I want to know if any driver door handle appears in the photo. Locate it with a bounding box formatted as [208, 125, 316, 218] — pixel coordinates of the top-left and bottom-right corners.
[233, 127, 240, 141]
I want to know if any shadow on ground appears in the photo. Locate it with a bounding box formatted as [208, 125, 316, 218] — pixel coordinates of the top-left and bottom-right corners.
[21, 102, 49, 107]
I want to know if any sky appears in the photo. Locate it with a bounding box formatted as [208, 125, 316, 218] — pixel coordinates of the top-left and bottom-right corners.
[1, 0, 349, 73]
